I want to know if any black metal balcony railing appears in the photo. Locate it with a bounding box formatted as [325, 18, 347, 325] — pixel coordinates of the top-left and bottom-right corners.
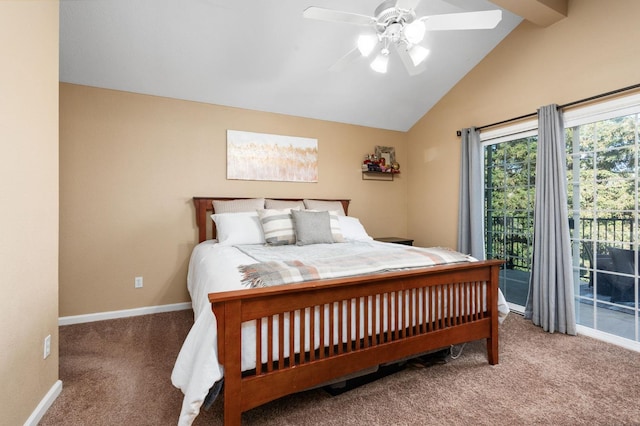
[569, 216, 636, 256]
[485, 215, 636, 271]
[485, 215, 532, 270]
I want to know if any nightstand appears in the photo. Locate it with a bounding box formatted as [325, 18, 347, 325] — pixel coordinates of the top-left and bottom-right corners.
[374, 237, 414, 246]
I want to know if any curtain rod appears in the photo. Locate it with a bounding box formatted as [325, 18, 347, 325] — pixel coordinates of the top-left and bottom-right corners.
[456, 83, 640, 136]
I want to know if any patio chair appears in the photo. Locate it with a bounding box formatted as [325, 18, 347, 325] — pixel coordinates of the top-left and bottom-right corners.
[583, 243, 614, 296]
[607, 247, 638, 303]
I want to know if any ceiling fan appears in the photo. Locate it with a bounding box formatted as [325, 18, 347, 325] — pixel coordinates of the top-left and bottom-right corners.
[303, 0, 502, 75]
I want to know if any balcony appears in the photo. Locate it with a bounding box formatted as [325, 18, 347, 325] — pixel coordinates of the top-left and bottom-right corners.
[486, 215, 638, 340]
[486, 216, 638, 314]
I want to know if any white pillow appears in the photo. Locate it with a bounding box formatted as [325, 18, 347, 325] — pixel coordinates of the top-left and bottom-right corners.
[211, 212, 265, 245]
[303, 199, 346, 216]
[257, 208, 299, 246]
[212, 198, 265, 213]
[338, 216, 373, 241]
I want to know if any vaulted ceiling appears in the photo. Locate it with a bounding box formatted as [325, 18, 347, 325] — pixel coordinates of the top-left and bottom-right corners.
[59, 1, 565, 131]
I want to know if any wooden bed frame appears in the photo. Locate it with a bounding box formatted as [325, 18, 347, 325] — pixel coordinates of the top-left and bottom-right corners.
[193, 197, 503, 426]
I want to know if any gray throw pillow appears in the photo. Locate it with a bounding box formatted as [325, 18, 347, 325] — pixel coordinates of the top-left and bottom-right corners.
[291, 210, 334, 246]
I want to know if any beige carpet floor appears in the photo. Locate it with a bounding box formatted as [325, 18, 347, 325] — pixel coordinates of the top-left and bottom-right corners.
[40, 310, 640, 425]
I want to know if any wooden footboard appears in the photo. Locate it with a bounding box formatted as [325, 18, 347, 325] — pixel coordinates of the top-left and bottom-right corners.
[210, 259, 502, 426]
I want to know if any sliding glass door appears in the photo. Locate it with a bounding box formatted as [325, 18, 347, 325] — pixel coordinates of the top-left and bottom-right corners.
[484, 135, 536, 312]
[481, 96, 640, 346]
[566, 110, 639, 342]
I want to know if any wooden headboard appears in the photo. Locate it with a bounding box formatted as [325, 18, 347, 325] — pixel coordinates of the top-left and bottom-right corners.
[193, 197, 351, 243]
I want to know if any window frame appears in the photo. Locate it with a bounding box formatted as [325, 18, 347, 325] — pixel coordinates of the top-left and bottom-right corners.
[481, 125, 538, 313]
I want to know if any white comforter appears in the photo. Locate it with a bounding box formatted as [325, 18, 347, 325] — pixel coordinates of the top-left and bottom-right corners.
[172, 241, 245, 426]
[171, 240, 509, 426]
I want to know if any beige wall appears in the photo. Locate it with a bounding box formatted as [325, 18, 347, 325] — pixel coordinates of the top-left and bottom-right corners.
[58, 0, 640, 315]
[406, 0, 640, 248]
[0, 1, 59, 424]
[59, 84, 408, 316]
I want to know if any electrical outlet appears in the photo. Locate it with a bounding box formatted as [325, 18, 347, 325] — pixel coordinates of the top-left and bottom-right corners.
[44, 335, 51, 359]
[134, 276, 143, 288]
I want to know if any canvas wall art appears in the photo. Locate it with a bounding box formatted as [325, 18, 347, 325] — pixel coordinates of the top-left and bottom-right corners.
[227, 130, 318, 182]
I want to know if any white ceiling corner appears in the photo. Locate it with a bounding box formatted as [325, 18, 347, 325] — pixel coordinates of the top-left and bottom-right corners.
[59, 0, 522, 132]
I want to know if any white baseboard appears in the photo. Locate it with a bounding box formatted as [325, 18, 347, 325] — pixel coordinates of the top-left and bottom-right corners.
[24, 380, 62, 426]
[58, 302, 192, 326]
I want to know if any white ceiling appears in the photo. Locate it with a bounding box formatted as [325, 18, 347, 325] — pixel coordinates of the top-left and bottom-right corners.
[59, 0, 522, 132]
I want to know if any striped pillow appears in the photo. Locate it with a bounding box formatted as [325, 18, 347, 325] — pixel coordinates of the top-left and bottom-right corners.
[326, 211, 345, 243]
[257, 208, 299, 245]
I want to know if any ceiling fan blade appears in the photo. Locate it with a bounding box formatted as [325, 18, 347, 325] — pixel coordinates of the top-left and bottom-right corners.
[395, 45, 423, 76]
[395, 0, 421, 11]
[303, 7, 375, 26]
[328, 47, 362, 72]
[422, 10, 502, 31]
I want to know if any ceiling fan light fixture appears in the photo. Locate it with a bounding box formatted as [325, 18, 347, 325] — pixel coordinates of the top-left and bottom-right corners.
[357, 34, 378, 57]
[303, 3, 503, 75]
[403, 19, 425, 44]
[408, 44, 429, 66]
[370, 52, 389, 73]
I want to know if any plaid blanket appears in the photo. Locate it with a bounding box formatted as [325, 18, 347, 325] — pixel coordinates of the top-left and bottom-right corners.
[237, 242, 474, 288]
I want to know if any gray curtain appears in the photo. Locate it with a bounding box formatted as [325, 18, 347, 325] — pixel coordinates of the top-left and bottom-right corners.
[457, 127, 485, 260]
[525, 105, 576, 335]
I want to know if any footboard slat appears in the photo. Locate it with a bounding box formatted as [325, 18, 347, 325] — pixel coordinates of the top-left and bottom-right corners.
[372, 295, 379, 345]
[355, 297, 362, 350]
[309, 307, 315, 362]
[328, 303, 335, 357]
[255, 318, 262, 375]
[423, 287, 429, 333]
[337, 301, 344, 355]
[464, 282, 473, 321]
[346, 298, 353, 352]
[363, 296, 370, 348]
[278, 313, 285, 370]
[300, 308, 306, 365]
[267, 317, 274, 372]
[477, 281, 483, 320]
[319, 305, 325, 358]
[453, 284, 458, 324]
[289, 311, 295, 366]
[439, 285, 445, 330]
[394, 291, 400, 340]
[211, 260, 503, 425]
[407, 290, 419, 337]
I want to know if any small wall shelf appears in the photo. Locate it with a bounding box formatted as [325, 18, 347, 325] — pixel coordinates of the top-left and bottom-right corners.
[362, 171, 396, 181]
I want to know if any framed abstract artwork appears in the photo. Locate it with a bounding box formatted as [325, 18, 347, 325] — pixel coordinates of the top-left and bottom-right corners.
[226, 130, 318, 182]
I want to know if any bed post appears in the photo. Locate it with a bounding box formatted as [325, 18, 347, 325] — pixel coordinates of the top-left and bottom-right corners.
[193, 198, 209, 243]
[486, 263, 500, 365]
[221, 300, 243, 426]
